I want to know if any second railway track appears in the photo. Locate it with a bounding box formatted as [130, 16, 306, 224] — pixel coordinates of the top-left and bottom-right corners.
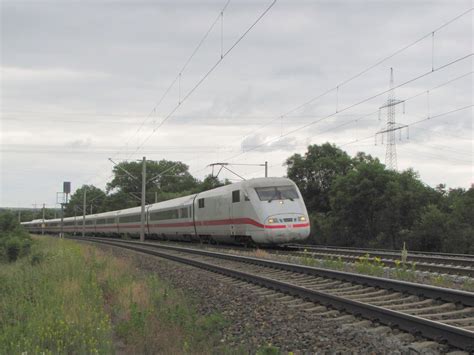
[284, 244, 474, 276]
[72, 236, 474, 351]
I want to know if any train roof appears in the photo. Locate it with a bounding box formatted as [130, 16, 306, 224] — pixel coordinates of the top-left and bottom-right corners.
[242, 177, 296, 188]
[92, 210, 119, 219]
[148, 194, 196, 212]
[196, 177, 296, 198]
[116, 206, 142, 216]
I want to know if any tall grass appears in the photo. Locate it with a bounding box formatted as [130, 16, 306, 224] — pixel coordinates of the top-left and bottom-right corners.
[0, 237, 226, 354]
[0, 238, 112, 354]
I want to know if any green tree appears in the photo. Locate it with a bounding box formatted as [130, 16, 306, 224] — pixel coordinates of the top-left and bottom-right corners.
[106, 159, 198, 195]
[409, 204, 448, 251]
[101, 190, 139, 212]
[443, 187, 474, 253]
[327, 161, 437, 249]
[197, 175, 231, 192]
[286, 143, 353, 213]
[64, 185, 106, 217]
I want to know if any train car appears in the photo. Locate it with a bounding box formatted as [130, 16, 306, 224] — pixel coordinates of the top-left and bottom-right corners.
[44, 218, 61, 234]
[22, 219, 42, 234]
[116, 206, 143, 237]
[94, 211, 119, 235]
[21, 177, 310, 245]
[194, 177, 309, 244]
[147, 194, 196, 241]
[63, 217, 76, 234]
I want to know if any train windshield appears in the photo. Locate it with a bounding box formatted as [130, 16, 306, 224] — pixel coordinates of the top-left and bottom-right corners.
[254, 186, 299, 202]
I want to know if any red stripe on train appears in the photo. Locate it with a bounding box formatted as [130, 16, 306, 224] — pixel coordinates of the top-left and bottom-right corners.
[42, 218, 309, 230]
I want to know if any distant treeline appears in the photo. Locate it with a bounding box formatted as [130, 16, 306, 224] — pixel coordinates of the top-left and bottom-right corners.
[287, 143, 473, 254]
[12, 143, 473, 254]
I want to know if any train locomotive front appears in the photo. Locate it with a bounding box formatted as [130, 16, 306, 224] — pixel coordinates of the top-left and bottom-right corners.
[239, 177, 310, 244]
[193, 177, 310, 245]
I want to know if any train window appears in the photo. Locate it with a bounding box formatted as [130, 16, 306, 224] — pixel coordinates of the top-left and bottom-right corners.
[96, 219, 106, 225]
[85, 220, 94, 225]
[150, 209, 179, 221]
[255, 186, 299, 202]
[120, 214, 141, 223]
[232, 190, 240, 203]
[106, 218, 115, 224]
[198, 198, 205, 208]
[180, 207, 189, 218]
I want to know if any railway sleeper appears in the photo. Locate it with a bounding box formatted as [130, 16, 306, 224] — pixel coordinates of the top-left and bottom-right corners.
[330, 286, 377, 296]
[348, 290, 392, 301]
[370, 295, 419, 307]
[422, 307, 473, 319]
[350, 292, 403, 303]
[441, 317, 474, 326]
[385, 298, 434, 310]
[400, 302, 456, 315]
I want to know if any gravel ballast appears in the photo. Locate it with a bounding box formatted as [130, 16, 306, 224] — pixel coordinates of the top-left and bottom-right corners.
[84, 241, 453, 354]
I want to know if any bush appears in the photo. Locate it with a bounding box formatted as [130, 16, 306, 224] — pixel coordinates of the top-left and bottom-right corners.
[4, 237, 31, 262]
[0, 210, 19, 233]
[6, 238, 21, 262]
[0, 211, 32, 262]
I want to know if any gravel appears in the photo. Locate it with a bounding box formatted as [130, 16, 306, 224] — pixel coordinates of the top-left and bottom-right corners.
[83, 241, 452, 354]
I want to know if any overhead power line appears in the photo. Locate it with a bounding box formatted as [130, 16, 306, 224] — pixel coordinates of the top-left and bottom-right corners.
[198, 53, 472, 170]
[236, 7, 473, 143]
[119, 0, 233, 153]
[340, 104, 473, 148]
[127, 0, 277, 159]
[76, 1, 276, 188]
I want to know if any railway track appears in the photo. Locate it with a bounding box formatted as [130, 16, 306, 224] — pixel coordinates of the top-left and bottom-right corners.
[283, 246, 474, 277]
[130, 239, 474, 277]
[72, 236, 474, 351]
[288, 244, 474, 260]
[287, 244, 474, 267]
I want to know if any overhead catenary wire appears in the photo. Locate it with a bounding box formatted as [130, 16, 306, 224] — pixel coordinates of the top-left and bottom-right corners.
[339, 105, 473, 148]
[114, 0, 232, 158]
[74, 0, 270, 190]
[244, 104, 473, 179]
[127, 0, 278, 159]
[189, 67, 472, 178]
[50, 6, 472, 190]
[194, 53, 473, 172]
[235, 7, 473, 143]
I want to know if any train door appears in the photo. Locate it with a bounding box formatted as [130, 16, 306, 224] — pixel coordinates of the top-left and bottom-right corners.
[230, 189, 244, 236]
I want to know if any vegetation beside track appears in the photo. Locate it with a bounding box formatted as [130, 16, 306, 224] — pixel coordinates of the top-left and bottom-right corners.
[0, 210, 32, 262]
[0, 234, 227, 354]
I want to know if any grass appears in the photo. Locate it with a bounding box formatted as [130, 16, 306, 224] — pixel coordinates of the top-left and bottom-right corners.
[354, 254, 385, 277]
[0, 236, 228, 354]
[0, 237, 112, 354]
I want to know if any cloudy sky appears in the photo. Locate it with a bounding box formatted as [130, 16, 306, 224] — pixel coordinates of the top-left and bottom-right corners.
[1, 0, 472, 208]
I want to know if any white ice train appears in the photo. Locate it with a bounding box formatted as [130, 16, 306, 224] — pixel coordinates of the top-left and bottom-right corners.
[22, 177, 310, 245]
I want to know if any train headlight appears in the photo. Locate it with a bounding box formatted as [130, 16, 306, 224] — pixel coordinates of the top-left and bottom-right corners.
[267, 218, 277, 224]
[298, 216, 306, 222]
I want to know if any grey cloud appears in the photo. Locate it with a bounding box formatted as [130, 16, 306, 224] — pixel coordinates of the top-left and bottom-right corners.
[241, 133, 298, 153]
[1, 0, 472, 207]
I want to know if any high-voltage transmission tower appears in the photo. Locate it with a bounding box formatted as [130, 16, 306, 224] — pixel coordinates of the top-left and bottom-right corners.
[376, 68, 408, 171]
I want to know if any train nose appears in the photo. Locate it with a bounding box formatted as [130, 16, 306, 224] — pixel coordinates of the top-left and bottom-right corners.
[264, 214, 310, 243]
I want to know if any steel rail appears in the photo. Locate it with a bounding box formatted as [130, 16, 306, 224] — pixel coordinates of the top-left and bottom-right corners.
[286, 244, 474, 262]
[73, 236, 474, 351]
[87, 237, 474, 306]
[284, 250, 474, 277]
